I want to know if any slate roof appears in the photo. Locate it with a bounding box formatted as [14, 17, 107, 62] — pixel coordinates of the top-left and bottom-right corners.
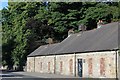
[28, 43, 59, 57]
[28, 22, 119, 57]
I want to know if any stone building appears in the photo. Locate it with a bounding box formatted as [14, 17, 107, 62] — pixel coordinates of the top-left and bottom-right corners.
[27, 22, 120, 78]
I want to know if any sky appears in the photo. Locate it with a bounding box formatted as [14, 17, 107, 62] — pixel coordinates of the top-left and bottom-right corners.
[0, 0, 8, 10]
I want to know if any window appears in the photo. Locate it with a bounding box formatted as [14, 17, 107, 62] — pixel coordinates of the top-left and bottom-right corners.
[48, 62, 50, 71]
[100, 58, 105, 76]
[69, 59, 73, 74]
[88, 58, 93, 75]
[40, 62, 42, 70]
[60, 61, 63, 72]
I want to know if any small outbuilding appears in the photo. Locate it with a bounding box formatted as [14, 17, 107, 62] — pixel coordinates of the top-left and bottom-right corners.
[27, 22, 120, 78]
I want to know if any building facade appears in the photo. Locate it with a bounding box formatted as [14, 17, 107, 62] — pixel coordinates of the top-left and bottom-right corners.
[27, 51, 119, 78]
[27, 22, 120, 78]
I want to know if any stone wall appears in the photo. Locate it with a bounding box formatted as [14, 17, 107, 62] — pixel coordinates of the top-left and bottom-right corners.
[35, 55, 55, 74]
[76, 51, 116, 78]
[27, 57, 35, 72]
[118, 52, 120, 80]
[55, 54, 75, 76]
[34, 56, 45, 73]
[27, 51, 118, 78]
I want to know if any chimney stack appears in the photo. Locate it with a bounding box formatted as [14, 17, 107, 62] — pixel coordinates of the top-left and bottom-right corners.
[68, 28, 74, 36]
[97, 20, 104, 29]
[48, 38, 53, 44]
[78, 24, 86, 32]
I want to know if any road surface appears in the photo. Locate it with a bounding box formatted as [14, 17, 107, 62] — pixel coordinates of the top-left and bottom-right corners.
[0, 70, 118, 80]
[0, 70, 78, 80]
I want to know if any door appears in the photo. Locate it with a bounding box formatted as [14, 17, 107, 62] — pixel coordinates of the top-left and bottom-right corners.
[78, 59, 83, 77]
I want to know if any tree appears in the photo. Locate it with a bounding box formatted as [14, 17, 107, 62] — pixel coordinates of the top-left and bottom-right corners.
[2, 2, 31, 70]
[78, 2, 120, 30]
[2, 8, 14, 69]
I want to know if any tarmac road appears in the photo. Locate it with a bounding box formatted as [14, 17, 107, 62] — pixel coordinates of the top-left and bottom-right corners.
[0, 70, 42, 80]
[0, 70, 118, 80]
[0, 70, 77, 80]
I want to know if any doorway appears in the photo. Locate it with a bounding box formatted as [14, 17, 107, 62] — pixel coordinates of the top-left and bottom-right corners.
[78, 59, 83, 77]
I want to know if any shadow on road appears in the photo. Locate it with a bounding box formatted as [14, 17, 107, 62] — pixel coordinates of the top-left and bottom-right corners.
[1, 70, 24, 77]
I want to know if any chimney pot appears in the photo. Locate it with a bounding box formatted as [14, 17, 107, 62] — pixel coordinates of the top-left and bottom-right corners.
[48, 38, 53, 44]
[79, 24, 86, 31]
[68, 28, 74, 36]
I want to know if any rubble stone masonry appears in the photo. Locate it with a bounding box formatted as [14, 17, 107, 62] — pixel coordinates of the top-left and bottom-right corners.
[27, 51, 119, 78]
